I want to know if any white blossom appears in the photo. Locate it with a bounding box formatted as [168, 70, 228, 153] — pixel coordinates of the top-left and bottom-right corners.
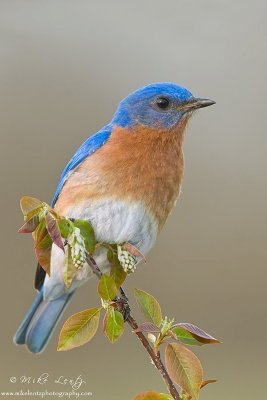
[68, 227, 86, 269]
[117, 245, 137, 273]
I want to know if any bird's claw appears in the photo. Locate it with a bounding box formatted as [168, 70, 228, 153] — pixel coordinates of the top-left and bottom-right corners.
[114, 290, 131, 321]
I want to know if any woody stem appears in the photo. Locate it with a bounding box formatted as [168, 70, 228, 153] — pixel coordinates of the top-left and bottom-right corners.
[86, 254, 181, 400]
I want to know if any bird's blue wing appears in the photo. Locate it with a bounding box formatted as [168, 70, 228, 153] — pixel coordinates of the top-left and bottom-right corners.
[51, 124, 112, 206]
[34, 124, 112, 293]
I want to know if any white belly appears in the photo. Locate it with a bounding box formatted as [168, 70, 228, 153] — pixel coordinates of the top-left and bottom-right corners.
[64, 198, 158, 255]
[44, 199, 158, 300]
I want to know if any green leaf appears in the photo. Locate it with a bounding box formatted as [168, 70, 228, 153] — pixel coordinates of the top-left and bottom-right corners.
[107, 248, 114, 263]
[20, 196, 42, 216]
[62, 244, 77, 288]
[57, 308, 101, 351]
[103, 308, 124, 343]
[73, 219, 95, 253]
[58, 218, 73, 239]
[45, 212, 65, 251]
[98, 274, 117, 301]
[34, 232, 52, 275]
[171, 323, 220, 346]
[25, 205, 45, 222]
[33, 218, 48, 244]
[171, 326, 202, 347]
[134, 288, 162, 327]
[18, 215, 40, 233]
[133, 392, 172, 400]
[110, 254, 127, 289]
[165, 343, 203, 400]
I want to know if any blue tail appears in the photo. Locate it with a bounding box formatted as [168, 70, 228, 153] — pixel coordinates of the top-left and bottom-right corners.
[14, 288, 74, 354]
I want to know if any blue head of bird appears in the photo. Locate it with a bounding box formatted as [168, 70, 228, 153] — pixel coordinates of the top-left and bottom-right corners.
[112, 82, 215, 129]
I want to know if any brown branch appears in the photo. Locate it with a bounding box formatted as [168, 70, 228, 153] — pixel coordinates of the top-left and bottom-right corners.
[86, 254, 181, 400]
[127, 315, 181, 400]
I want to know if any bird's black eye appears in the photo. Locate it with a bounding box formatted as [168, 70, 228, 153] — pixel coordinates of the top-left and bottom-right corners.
[155, 96, 171, 110]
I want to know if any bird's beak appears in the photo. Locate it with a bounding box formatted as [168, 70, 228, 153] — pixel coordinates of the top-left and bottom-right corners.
[192, 98, 216, 109]
[176, 98, 216, 111]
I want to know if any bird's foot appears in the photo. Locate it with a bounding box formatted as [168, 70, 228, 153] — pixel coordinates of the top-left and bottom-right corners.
[114, 287, 131, 321]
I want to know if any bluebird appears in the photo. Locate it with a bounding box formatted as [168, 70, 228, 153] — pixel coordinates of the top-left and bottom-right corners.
[14, 82, 215, 353]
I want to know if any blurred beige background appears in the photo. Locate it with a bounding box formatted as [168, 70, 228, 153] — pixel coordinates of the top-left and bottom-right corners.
[0, 0, 266, 399]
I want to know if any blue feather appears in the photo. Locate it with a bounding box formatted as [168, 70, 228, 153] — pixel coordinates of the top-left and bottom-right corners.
[51, 124, 112, 206]
[13, 287, 44, 345]
[25, 293, 74, 353]
[14, 288, 74, 353]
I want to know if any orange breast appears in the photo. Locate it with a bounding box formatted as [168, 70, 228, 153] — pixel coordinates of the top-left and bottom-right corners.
[55, 118, 189, 230]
